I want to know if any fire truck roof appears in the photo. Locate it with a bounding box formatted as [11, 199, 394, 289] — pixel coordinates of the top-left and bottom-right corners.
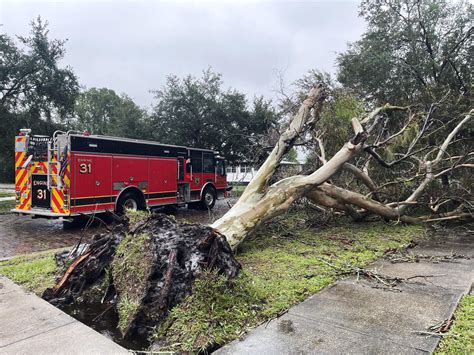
[68, 133, 217, 158]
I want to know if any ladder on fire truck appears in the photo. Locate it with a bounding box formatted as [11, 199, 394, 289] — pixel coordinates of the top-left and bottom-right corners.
[46, 132, 60, 191]
[47, 130, 74, 191]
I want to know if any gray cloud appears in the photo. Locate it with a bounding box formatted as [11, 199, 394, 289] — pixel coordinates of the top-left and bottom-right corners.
[1, 0, 365, 108]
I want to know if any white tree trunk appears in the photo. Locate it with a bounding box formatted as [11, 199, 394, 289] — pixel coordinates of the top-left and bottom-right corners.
[212, 87, 369, 249]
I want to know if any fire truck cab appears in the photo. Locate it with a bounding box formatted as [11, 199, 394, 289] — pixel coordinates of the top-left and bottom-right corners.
[12, 129, 230, 218]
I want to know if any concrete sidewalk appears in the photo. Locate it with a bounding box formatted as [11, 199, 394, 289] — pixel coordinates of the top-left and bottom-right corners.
[217, 229, 473, 354]
[0, 184, 14, 193]
[0, 276, 128, 354]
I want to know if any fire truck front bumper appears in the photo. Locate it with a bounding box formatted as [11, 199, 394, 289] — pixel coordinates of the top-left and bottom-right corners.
[11, 208, 71, 218]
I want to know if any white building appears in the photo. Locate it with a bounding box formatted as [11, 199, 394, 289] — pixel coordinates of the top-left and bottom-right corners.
[226, 161, 303, 184]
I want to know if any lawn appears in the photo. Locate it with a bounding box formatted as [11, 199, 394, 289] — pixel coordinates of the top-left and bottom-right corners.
[229, 184, 246, 198]
[153, 209, 425, 352]
[0, 199, 15, 213]
[0, 191, 15, 198]
[0, 249, 62, 294]
[436, 294, 474, 354]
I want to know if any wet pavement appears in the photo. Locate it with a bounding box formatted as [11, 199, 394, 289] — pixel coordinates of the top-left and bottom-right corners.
[0, 276, 129, 354]
[0, 198, 234, 258]
[0, 214, 98, 258]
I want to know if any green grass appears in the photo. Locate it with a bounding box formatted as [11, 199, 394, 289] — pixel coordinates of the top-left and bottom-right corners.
[436, 294, 474, 354]
[112, 232, 154, 332]
[229, 185, 247, 198]
[0, 249, 61, 294]
[154, 210, 425, 352]
[0, 199, 15, 213]
[0, 191, 14, 198]
[154, 271, 266, 352]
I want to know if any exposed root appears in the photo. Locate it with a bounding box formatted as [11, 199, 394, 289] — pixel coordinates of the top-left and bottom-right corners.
[43, 213, 241, 342]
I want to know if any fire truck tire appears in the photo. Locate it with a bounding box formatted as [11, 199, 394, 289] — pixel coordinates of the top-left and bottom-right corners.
[199, 186, 216, 210]
[116, 191, 145, 215]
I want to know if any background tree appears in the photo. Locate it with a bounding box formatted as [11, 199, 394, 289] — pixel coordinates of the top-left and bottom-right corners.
[337, 0, 472, 110]
[150, 69, 279, 163]
[284, 148, 298, 163]
[73, 88, 148, 139]
[0, 17, 79, 181]
[336, 0, 473, 203]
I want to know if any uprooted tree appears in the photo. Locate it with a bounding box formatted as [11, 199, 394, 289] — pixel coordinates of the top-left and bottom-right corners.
[44, 85, 472, 344]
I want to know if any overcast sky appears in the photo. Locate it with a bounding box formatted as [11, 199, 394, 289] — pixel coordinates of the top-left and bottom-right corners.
[1, 0, 365, 108]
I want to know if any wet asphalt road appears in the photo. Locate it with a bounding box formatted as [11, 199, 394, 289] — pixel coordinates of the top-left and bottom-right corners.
[0, 198, 234, 258]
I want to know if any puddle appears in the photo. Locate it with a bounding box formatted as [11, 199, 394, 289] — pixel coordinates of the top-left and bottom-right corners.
[61, 300, 149, 351]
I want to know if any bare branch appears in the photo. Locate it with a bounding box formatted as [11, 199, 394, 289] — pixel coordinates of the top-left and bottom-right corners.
[398, 110, 473, 214]
[360, 104, 410, 125]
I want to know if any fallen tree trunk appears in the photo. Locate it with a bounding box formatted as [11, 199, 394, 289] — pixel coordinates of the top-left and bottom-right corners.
[212, 123, 367, 248]
[313, 183, 421, 224]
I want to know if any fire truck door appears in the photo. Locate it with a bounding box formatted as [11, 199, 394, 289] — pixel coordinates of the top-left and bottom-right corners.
[178, 157, 185, 181]
[93, 156, 112, 201]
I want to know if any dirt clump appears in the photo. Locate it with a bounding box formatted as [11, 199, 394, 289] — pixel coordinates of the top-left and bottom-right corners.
[43, 213, 241, 342]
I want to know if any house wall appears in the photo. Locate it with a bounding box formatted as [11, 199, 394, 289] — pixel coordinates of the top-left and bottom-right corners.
[226, 165, 256, 183]
[227, 162, 304, 184]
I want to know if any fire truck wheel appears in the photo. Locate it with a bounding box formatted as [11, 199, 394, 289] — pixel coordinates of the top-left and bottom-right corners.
[199, 186, 216, 210]
[116, 191, 144, 215]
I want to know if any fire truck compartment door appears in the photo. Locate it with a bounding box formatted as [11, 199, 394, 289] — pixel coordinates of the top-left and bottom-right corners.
[73, 155, 112, 207]
[149, 158, 178, 196]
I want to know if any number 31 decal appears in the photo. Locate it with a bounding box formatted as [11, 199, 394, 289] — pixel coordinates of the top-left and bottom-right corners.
[37, 189, 47, 200]
[79, 163, 92, 174]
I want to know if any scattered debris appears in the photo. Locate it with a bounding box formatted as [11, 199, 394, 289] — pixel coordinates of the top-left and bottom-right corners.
[353, 267, 446, 291]
[387, 251, 469, 264]
[427, 318, 454, 333]
[413, 317, 455, 338]
[314, 255, 446, 291]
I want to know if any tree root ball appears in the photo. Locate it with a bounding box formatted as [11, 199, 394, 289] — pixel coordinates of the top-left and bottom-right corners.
[43, 213, 241, 340]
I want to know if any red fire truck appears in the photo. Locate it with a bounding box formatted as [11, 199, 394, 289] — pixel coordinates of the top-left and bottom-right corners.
[12, 129, 229, 218]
